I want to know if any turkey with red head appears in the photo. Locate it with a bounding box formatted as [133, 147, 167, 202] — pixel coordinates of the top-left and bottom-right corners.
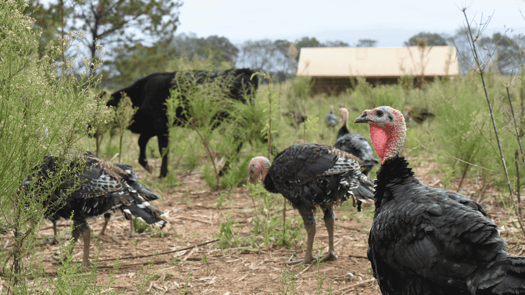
[248, 143, 374, 265]
[355, 106, 525, 295]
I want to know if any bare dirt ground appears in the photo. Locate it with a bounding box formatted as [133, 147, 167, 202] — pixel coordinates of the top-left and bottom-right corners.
[33, 157, 525, 295]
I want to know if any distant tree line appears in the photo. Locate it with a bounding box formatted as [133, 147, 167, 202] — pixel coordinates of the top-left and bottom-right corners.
[25, 0, 525, 90]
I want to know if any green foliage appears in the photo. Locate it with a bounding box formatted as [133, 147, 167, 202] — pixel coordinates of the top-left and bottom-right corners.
[31, 0, 182, 77]
[278, 268, 300, 294]
[216, 192, 227, 210]
[165, 68, 256, 189]
[245, 183, 305, 248]
[105, 42, 177, 90]
[220, 153, 254, 189]
[441, 167, 455, 189]
[90, 91, 114, 157]
[405, 32, 449, 46]
[202, 164, 217, 189]
[171, 33, 239, 69]
[302, 116, 320, 142]
[0, 1, 106, 291]
[165, 51, 219, 72]
[113, 94, 136, 163]
[136, 257, 159, 295]
[215, 214, 242, 248]
[133, 218, 153, 234]
[24, 0, 73, 59]
[314, 261, 331, 294]
[288, 76, 314, 99]
[51, 230, 103, 294]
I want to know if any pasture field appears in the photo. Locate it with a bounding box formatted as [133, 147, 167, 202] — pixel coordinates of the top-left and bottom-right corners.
[21, 139, 525, 294]
[2, 2, 525, 292]
[7, 73, 525, 294]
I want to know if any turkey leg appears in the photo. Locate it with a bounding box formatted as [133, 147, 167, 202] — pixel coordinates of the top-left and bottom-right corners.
[47, 219, 59, 245]
[53, 222, 91, 268]
[99, 213, 111, 237]
[81, 227, 91, 268]
[320, 207, 337, 261]
[128, 215, 134, 237]
[286, 207, 316, 265]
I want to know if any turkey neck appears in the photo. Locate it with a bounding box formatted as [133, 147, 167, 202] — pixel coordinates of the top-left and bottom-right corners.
[337, 119, 351, 138]
[373, 155, 415, 211]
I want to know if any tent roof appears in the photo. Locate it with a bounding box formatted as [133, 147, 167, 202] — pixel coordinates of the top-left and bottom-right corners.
[297, 46, 459, 77]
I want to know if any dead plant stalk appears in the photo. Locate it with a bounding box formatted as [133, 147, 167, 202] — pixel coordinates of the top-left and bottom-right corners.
[462, 8, 525, 235]
[506, 85, 525, 167]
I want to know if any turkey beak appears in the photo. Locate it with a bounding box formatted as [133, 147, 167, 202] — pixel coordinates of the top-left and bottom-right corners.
[354, 112, 373, 123]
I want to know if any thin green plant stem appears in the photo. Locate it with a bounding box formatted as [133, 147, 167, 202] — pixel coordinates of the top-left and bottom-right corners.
[189, 120, 219, 190]
[462, 8, 513, 196]
[506, 85, 525, 167]
[515, 150, 524, 236]
[268, 90, 272, 162]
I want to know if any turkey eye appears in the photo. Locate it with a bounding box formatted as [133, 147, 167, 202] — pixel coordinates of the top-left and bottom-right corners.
[376, 110, 383, 117]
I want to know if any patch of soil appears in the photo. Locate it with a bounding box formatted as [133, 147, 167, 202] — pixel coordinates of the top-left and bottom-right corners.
[28, 158, 525, 294]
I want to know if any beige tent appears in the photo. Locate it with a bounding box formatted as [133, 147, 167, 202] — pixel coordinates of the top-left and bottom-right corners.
[297, 46, 459, 95]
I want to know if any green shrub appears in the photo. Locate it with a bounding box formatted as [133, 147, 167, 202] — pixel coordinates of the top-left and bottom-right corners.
[0, 1, 110, 292]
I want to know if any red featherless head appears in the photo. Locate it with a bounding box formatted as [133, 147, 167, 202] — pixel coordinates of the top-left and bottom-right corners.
[248, 156, 271, 185]
[339, 107, 349, 126]
[354, 106, 406, 164]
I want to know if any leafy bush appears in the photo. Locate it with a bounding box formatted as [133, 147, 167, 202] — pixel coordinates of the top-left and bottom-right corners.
[0, 1, 108, 292]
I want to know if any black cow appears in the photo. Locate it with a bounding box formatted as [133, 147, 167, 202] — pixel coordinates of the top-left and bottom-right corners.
[105, 68, 259, 178]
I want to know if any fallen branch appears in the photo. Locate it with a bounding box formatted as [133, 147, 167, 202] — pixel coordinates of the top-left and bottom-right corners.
[174, 216, 213, 225]
[294, 264, 311, 277]
[335, 278, 376, 292]
[348, 254, 368, 259]
[95, 239, 219, 262]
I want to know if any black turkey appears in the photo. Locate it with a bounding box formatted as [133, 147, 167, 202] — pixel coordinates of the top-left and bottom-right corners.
[283, 110, 307, 127]
[248, 143, 374, 265]
[325, 105, 338, 127]
[355, 106, 525, 295]
[334, 108, 379, 176]
[22, 153, 166, 267]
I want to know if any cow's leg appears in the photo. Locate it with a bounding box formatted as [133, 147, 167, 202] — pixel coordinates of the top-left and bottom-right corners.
[138, 134, 155, 174]
[157, 132, 169, 178]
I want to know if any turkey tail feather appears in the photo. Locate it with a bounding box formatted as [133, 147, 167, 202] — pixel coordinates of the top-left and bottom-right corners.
[468, 256, 525, 294]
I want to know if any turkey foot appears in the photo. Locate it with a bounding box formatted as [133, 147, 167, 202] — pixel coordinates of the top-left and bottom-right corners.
[286, 224, 316, 266]
[98, 213, 111, 237]
[42, 219, 59, 245]
[42, 237, 59, 245]
[317, 250, 337, 262]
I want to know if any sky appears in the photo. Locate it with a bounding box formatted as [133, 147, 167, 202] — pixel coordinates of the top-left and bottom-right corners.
[176, 0, 525, 47]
